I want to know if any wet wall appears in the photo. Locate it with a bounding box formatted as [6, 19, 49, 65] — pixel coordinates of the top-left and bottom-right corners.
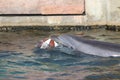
[0, 0, 120, 26]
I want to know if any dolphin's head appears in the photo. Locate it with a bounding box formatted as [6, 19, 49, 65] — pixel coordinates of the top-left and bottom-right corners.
[36, 38, 59, 49]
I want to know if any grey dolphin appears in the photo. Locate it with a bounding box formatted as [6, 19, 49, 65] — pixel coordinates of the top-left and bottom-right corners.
[51, 34, 120, 57]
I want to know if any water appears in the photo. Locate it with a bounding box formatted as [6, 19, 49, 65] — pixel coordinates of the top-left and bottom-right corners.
[0, 29, 120, 80]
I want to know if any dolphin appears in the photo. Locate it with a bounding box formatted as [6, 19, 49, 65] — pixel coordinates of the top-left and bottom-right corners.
[51, 34, 120, 57]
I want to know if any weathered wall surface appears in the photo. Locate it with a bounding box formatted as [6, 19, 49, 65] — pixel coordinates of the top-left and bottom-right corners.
[107, 0, 120, 25]
[0, 0, 120, 26]
[0, 0, 84, 14]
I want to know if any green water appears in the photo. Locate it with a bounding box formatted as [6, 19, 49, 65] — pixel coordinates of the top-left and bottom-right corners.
[0, 29, 120, 80]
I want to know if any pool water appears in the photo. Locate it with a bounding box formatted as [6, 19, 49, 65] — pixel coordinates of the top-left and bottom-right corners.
[0, 29, 120, 80]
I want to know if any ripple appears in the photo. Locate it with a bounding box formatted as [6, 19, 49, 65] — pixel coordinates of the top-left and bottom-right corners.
[46, 78, 56, 80]
[0, 49, 120, 80]
[13, 76, 27, 79]
[85, 73, 120, 80]
[10, 71, 26, 74]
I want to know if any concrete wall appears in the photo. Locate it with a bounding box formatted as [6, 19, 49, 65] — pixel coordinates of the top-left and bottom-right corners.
[0, 0, 84, 14]
[107, 0, 120, 25]
[0, 0, 120, 26]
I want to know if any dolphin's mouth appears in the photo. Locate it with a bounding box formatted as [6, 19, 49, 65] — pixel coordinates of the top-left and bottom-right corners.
[36, 38, 59, 49]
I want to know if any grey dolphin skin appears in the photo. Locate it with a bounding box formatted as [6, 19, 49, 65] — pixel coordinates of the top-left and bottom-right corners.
[51, 34, 120, 57]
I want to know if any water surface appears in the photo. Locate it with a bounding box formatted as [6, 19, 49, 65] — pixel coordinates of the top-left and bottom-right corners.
[0, 29, 120, 80]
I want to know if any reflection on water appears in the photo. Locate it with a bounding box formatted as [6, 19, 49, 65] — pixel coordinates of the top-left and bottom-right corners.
[0, 29, 120, 80]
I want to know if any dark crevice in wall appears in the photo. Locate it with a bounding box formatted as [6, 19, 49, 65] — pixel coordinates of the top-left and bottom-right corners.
[0, 13, 86, 16]
[0, 25, 111, 32]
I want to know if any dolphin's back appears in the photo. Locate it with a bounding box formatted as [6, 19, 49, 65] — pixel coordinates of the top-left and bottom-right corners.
[69, 35, 120, 52]
[54, 34, 120, 57]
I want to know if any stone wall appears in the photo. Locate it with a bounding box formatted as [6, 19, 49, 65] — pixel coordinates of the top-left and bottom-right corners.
[0, 0, 120, 26]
